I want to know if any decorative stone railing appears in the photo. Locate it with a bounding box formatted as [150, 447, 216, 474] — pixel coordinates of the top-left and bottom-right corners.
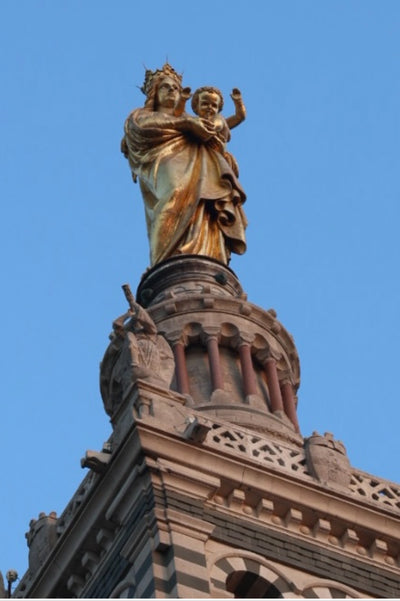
[349, 470, 400, 511]
[206, 423, 400, 513]
[208, 424, 308, 475]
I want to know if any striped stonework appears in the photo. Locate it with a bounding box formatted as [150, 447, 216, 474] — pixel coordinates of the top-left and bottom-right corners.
[301, 580, 365, 598]
[108, 543, 179, 598]
[210, 553, 294, 598]
[152, 547, 178, 597]
[170, 543, 210, 596]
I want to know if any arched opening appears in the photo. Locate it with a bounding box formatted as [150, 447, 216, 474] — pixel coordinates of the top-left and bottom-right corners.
[226, 570, 283, 598]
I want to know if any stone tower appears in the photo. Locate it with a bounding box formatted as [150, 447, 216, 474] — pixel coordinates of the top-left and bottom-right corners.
[11, 61, 400, 598]
[13, 255, 400, 598]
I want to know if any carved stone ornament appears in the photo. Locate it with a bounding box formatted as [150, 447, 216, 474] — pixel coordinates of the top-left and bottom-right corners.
[100, 300, 175, 417]
[305, 431, 351, 489]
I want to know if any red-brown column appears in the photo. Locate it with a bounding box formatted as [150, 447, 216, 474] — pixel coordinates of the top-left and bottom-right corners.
[206, 336, 224, 391]
[238, 342, 257, 397]
[264, 357, 284, 412]
[281, 380, 300, 433]
[173, 341, 190, 395]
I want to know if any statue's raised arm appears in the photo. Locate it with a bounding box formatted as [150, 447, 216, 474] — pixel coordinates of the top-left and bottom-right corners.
[121, 63, 247, 267]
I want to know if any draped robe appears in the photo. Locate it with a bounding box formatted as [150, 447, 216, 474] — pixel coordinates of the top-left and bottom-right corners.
[123, 108, 247, 266]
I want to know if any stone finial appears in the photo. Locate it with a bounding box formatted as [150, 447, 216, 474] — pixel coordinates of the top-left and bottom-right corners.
[305, 431, 351, 489]
[25, 512, 58, 573]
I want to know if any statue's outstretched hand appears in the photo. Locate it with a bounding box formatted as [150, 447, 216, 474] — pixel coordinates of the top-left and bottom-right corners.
[181, 86, 192, 100]
[231, 88, 242, 102]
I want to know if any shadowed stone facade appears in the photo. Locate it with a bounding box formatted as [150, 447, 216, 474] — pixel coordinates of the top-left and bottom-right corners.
[13, 257, 400, 598]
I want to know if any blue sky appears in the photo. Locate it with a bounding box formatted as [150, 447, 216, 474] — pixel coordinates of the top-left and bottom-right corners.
[1, 0, 400, 583]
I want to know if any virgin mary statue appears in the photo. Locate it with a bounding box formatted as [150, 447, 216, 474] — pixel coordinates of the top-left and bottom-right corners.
[121, 64, 247, 266]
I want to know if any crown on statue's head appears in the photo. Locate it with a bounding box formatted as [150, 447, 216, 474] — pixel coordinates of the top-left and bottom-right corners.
[140, 63, 183, 96]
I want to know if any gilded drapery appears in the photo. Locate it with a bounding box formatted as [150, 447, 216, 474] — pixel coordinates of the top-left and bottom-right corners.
[123, 108, 247, 266]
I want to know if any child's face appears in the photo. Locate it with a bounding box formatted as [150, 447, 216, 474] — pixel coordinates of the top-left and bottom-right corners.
[197, 91, 220, 119]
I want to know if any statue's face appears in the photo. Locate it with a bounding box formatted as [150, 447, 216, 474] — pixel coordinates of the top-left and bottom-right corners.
[156, 77, 180, 109]
[197, 91, 220, 119]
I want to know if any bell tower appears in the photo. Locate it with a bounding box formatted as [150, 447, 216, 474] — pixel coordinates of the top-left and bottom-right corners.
[13, 255, 400, 599]
[12, 63, 400, 598]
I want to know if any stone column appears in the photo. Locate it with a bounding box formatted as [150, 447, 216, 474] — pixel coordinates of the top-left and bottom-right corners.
[238, 340, 257, 397]
[204, 329, 224, 391]
[172, 341, 190, 395]
[281, 380, 300, 433]
[264, 357, 284, 413]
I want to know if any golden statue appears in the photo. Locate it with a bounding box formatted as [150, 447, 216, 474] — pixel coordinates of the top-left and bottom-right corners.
[121, 64, 247, 266]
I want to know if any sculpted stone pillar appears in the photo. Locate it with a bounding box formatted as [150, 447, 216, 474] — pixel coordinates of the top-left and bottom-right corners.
[238, 337, 257, 397]
[171, 340, 190, 396]
[280, 380, 300, 433]
[264, 357, 284, 413]
[204, 330, 224, 392]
